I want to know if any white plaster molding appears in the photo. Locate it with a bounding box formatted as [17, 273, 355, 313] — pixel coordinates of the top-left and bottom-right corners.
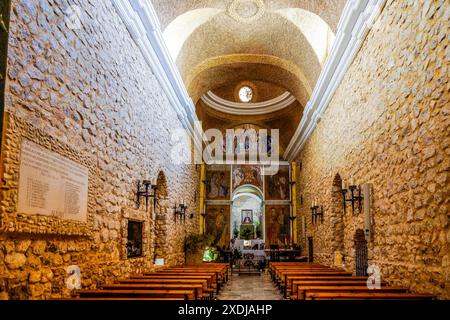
[201, 91, 297, 115]
[284, 0, 388, 161]
[111, 0, 201, 154]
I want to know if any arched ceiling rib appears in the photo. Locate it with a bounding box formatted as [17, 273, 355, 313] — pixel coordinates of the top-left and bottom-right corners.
[176, 11, 324, 90]
[186, 54, 311, 106]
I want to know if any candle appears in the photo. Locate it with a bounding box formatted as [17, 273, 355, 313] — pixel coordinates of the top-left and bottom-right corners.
[342, 179, 347, 190]
[151, 177, 157, 185]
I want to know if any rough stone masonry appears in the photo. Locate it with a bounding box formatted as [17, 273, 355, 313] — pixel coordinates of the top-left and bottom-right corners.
[295, 0, 449, 299]
[0, 0, 199, 299]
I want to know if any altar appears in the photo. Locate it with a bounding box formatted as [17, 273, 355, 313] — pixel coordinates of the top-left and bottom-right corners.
[233, 239, 266, 258]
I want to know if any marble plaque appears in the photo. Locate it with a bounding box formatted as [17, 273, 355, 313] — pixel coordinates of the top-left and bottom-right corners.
[17, 140, 89, 222]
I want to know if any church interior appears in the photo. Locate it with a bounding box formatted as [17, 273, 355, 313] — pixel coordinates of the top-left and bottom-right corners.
[0, 0, 448, 301]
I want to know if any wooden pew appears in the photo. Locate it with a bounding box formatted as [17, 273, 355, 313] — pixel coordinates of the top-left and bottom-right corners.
[295, 286, 408, 300]
[76, 288, 195, 300]
[55, 297, 184, 301]
[306, 292, 435, 300]
[102, 283, 206, 300]
[280, 271, 353, 298]
[288, 276, 372, 297]
[155, 268, 226, 289]
[59, 264, 228, 301]
[130, 274, 217, 296]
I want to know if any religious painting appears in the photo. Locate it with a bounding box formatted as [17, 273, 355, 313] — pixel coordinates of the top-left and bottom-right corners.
[205, 169, 230, 200]
[232, 165, 262, 190]
[205, 205, 230, 248]
[241, 209, 253, 224]
[265, 205, 290, 246]
[265, 166, 290, 200]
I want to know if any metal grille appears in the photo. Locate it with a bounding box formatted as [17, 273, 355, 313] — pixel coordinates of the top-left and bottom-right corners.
[355, 238, 368, 276]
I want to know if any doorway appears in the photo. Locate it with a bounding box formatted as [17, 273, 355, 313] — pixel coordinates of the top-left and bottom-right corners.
[308, 237, 314, 262]
[354, 229, 368, 276]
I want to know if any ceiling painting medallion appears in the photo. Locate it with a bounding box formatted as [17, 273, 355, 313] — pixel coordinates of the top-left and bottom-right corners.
[228, 0, 266, 24]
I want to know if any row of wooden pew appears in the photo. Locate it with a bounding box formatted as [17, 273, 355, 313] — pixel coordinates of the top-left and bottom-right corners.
[60, 263, 230, 300]
[269, 262, 436, 300]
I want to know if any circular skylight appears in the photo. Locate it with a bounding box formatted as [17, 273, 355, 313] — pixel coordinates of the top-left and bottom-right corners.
[239, 86, 253, 103]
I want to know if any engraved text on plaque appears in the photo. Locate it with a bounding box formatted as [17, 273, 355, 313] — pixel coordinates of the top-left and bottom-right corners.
[18, 140, 89, 222]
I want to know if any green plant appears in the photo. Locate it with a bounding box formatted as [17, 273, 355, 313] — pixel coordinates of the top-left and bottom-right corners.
[233, 221, 239, 239]
[240, 225, 254, 240]
[231, 248, 242, 261]
[202, 247, 219, 262]
[184, 233, 214, 255]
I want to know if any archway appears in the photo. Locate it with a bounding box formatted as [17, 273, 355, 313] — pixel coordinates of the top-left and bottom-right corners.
[354, 229, 368, 276]
[231, 184, 264, 245]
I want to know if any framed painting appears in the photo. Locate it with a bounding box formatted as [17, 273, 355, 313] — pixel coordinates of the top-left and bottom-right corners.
[265, 205, 290, 246]
[204, 205, 230, 248]
[205, 170, 230, 200]
[241, 209, 253, 224]
[265, 166, 290, 200]
[232, 165, 262, 190]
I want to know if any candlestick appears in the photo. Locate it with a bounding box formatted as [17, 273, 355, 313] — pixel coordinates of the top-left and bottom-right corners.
[342, 179, 347, 190]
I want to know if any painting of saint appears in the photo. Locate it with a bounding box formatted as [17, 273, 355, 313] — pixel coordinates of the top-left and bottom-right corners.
[206, 170, 230, 200]
[232, 165, 262, 190]
[265, 167, 290, 200]
[265, 206, 290, 246]
[205, 206, 230, 248]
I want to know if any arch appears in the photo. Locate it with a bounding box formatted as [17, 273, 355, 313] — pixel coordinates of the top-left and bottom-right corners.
[232, 184, 264, 200]
[330, 173, 345, 252]
[354, 229, 368, 276]
[275, 8, 335, 65]
[163, 8, 223, 61]
[156, 170, 168, 199]
[186, 54, 311, 105]
[153, 170, 169, 263]
[231, 184, 265, 241]
[162, 7, 335, 68]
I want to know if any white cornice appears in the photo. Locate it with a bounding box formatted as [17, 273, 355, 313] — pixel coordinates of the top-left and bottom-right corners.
[111, 0, 202, 154]
[201, 91, 297, 115]
[284, 0, 387, 161]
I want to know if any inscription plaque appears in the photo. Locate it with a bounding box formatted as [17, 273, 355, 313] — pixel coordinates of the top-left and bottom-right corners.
[18, 140, 89, 222]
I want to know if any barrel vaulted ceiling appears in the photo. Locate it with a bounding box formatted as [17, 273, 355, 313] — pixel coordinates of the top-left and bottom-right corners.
[151, 0, 346, 154]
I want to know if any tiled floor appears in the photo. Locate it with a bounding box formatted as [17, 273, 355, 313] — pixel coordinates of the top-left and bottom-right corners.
[216, 271, 283, 300]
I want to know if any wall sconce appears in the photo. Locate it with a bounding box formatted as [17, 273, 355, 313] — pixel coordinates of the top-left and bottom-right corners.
[341, 179, 363, 214]
[136, 178, 157, 211]
[174, 200, 188, 223]
[310, 199, 323, 225]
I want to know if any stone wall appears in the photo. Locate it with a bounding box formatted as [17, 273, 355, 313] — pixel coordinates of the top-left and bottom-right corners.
[296, 0, 449, 299]
[0, 0, 199, 300]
